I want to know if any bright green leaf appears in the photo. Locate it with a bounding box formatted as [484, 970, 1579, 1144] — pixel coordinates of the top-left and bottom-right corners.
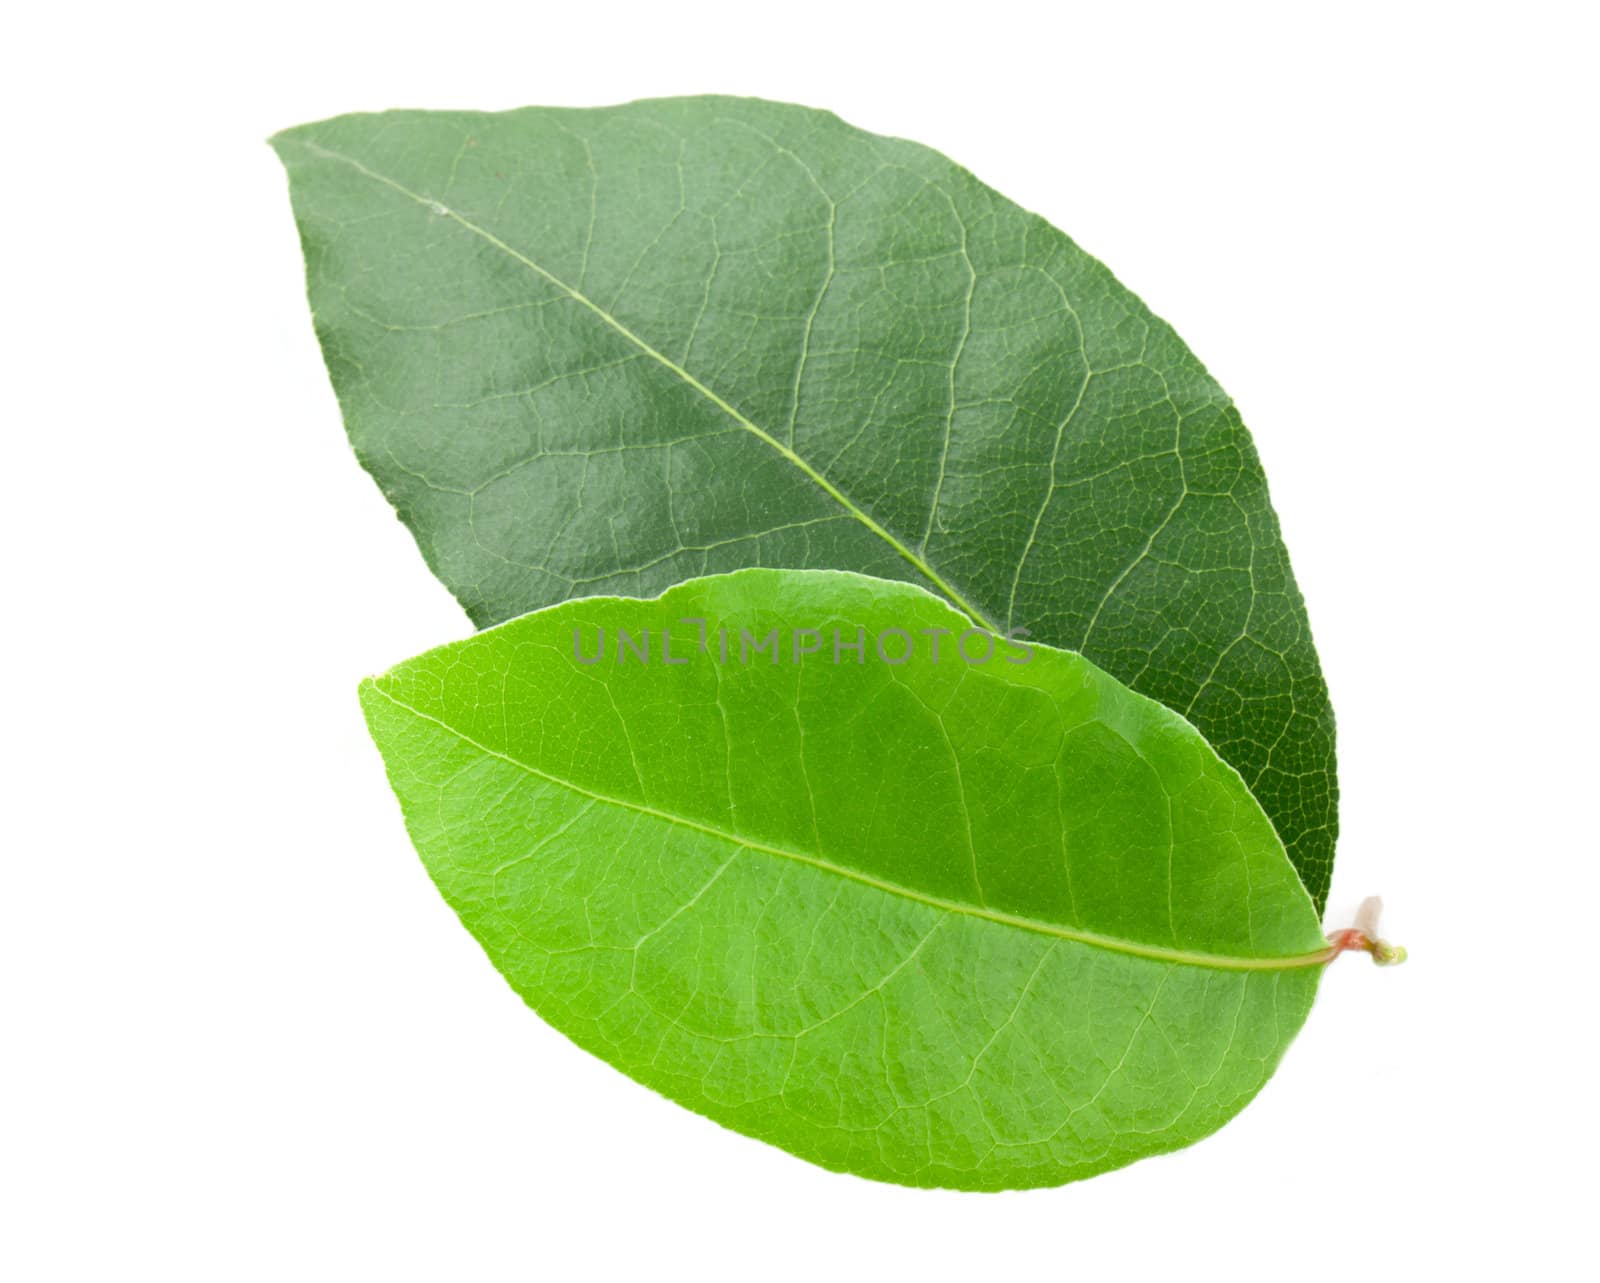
[273, 96, 1339, 908]
[361, 569, 1329, 1190]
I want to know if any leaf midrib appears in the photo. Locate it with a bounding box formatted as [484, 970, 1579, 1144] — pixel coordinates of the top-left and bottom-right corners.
[366, 681, 1331, 973]
[287, 138, 995, 631]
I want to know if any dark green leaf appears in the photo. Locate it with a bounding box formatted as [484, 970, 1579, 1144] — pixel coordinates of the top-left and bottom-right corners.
[273, 96, 1336, 905]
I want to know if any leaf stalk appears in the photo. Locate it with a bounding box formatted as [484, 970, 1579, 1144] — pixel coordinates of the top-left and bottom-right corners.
[1325, 895, 1407, 966]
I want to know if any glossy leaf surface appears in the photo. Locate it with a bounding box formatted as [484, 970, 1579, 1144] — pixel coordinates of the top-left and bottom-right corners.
[361, 569, 1327, 1189]
[275, 97, 1338, 906]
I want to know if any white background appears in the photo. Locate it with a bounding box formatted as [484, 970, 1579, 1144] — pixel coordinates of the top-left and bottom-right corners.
[5, 2, 1595, 1278]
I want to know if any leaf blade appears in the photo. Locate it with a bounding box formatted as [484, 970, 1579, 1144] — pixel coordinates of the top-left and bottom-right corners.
[275, 95, 1337, 906]
[361, 569, 1326, 1188]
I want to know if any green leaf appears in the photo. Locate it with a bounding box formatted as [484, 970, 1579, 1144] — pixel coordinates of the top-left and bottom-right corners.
[273, 95, 1337, 907]
[361, 569, 1328, 1190]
